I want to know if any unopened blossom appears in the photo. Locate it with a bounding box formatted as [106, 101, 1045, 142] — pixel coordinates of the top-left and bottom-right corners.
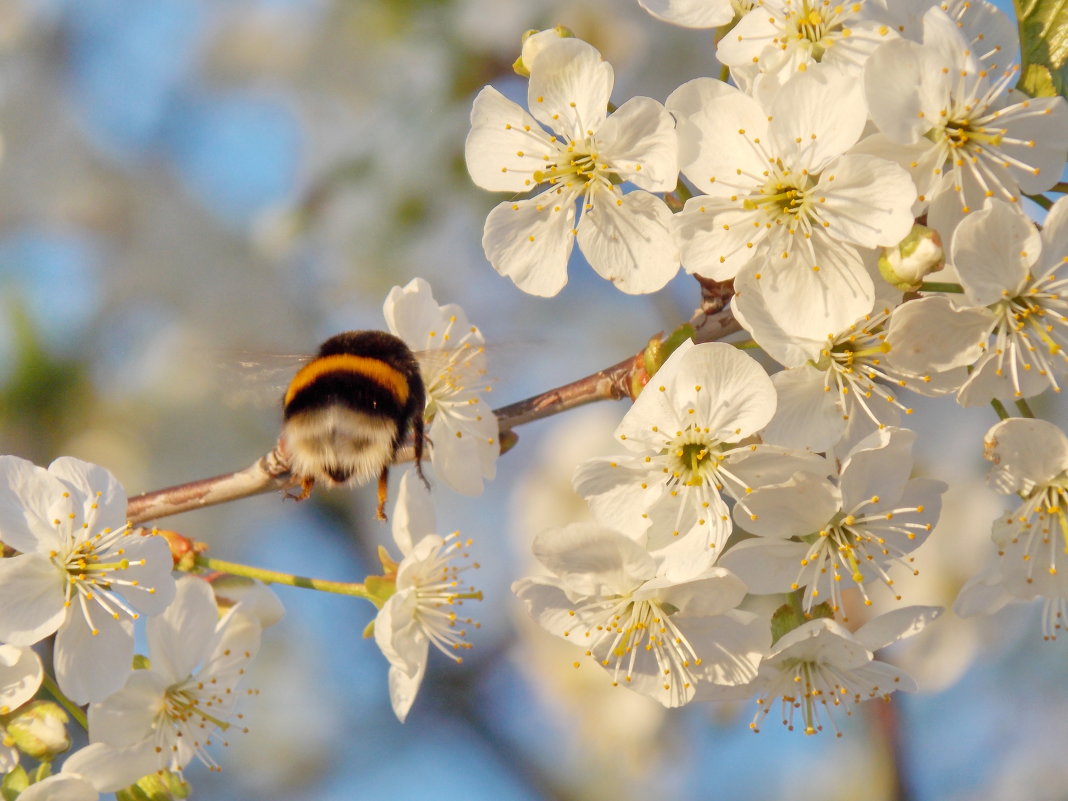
[669, 69, 916, 340]
[721, 428, 946, 616]
[956, 418, 1068, 639]
[887, 198, 1068, 405]
[466, 36, 680, 296]
[574, 339, 823, 578]
[749, 606, 940, 735]
[373, 470, 481, 722]
[384, 277, 498, 495]
[862, 7, 1068, 246]
[717, 0, 898, 100]
[88, 576, 262, 773]
[0, 644, 43, 772]
[0, 456, 176, 704]
[513, 523, 767, 707]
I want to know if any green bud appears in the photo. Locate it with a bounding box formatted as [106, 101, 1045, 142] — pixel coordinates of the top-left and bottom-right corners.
[117, 770, 191, 801]
[1, 764, 29, 801]
[513, 26, 574, 77]
[3, 701, 70, 761]
[879, 224, 943, 291]
[770, 599, 835, 644]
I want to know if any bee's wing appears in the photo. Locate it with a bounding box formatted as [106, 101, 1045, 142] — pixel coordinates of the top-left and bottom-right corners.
[219, 352, 313, 409]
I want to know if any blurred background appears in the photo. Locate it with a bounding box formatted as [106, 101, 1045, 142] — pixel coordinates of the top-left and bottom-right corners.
[1, 0, 1063, 799]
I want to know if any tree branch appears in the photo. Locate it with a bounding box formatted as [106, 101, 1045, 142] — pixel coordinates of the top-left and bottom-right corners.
[126, 281, 739, 525]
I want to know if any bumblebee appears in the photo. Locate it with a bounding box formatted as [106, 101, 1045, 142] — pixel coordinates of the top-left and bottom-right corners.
[280, 330, 427, 519]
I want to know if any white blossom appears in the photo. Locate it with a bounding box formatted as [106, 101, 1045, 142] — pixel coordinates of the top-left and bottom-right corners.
[748, 606, 941, 735]
[721, 427, 945, 615]
[513, 523, 766, 707]
[862, 7, 1068, 247]
[669, 68, 916, 340]
[373, 470, 481, 722]
[956, 418, 1068, 639]
[717, 0, 897, 101]
[466, 36, 680, 296]
[574, 340, 822, 578]
[384, 277, 498, 495]
[888, 198, 1068, 405]
[88, 576, 262, 773]
[0, 456, 176, 704]
[15, 742, 162, 801]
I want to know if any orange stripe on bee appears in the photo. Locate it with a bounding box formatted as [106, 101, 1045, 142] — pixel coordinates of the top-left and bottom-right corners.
[284, 354, 411, 408]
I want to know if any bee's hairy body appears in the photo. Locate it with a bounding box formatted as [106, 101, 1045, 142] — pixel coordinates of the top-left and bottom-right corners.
[280, 330, 427, 518]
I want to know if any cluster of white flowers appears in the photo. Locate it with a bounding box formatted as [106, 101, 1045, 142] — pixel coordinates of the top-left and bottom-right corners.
[0, 456, 277, 797]
[0, 276, 494, 794]
[463, 0, 1068, 733]
[2, 0, 1068, 794]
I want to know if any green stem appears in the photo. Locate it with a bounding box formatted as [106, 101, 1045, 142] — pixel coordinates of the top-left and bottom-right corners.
[195, 555, 375, 600]
[1025, 192, 1053, 211]
[40, 673, 87, 731]
[1014, 398, 1035, 418]
[990, 397, 1011, 421]
[1048, 181, 1068, 194]
[732, 339, 761, 350]
[918, 281, 964, 293]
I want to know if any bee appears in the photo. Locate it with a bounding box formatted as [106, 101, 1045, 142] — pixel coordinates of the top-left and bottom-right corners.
[280, 330, 428, 520]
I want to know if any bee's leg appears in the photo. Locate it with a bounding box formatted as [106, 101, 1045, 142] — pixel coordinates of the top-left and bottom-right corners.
[413, 415, 431, 491]
[284, 476, 315, 501]
[376, 465, 390, 521]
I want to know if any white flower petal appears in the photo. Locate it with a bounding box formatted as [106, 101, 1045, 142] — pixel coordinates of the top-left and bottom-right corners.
[817, 154, 916, 248]
[733, 471, 838, 539]
[530, 523, 656, 596]
[737, 244, 875, 342]
[666, 78, 767, 196]
[853, 605, 942, 652]
[761, 366, 846, 452]
[885, 295, 993, 373]
[482, 194, 576, 297]
[0, 455, 69, 554]
[465, 86, 557, 193]
[718, 537, 807, 595]
[0, 644, 42, 712]
[392, 469, 437, 554]
[16, 775, 99, 801]
[577, 189, 679, 294]
[54, 611, 134, 704]
[47, 457, 127, 532]
[146, 576, 217, 684]
[597, 96, 678, 192]
[0, 553, 66, 645]
[526, 38, 612, 142]
[88, 669, 170, 748]
[953, 200, 1039, 304]
[638, 0, 734, 28]
[984, 418, 1068, 495]
[64, 741, 164, 794]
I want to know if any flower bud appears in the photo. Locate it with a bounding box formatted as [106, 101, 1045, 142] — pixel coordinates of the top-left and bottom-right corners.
[512, 26, 573, 77]
[116, 770, 191, 801]
[879, 224, 944, 291]
[3, 701, 70, 761]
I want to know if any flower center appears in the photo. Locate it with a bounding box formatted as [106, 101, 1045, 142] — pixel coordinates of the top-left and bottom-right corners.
[666, 428, 724, 487]
[48, 491, 148, 636]
[783, 1, 853, 61]
[586, 596, 702, 706]
[747, 175, 813, 222]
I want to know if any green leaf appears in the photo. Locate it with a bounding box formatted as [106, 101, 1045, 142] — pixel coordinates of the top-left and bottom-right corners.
[1015, 0, 1068, 98]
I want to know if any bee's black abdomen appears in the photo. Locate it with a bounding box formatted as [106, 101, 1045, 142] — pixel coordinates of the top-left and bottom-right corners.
[283, 371, 405, 420]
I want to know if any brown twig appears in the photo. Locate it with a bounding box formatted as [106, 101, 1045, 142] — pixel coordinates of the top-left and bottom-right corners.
[125, 281, 739, 525]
